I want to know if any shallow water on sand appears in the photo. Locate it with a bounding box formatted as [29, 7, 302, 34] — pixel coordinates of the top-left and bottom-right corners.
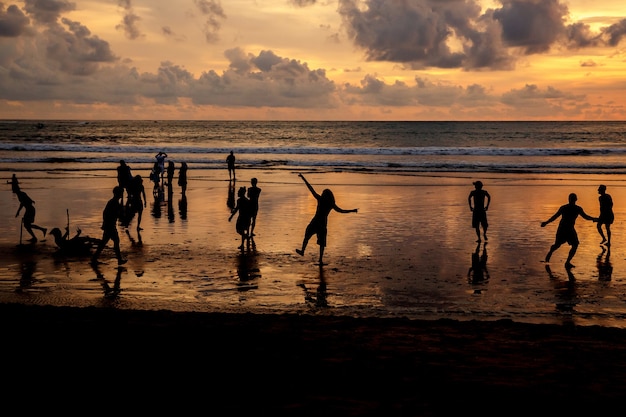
[2, 170, 626, 328]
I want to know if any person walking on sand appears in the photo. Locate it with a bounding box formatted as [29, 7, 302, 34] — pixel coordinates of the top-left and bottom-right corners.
[15, 189, 46, 242]
[166, 160, 175, 187]
[178, 162, 188, 195]
[227, 151, 236, 180]
[229, 186, 252, 250]
[116, 160, 132, 201]
[597, 184, 614, 246]
[247, 177, 261, 237]
[541, 192, 598, 269]
[468, 180, 491, 243]
[91, 186, 127, 266]
[295, 173, 358, 265]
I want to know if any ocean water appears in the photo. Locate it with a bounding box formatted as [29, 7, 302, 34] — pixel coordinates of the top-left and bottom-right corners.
[2, 120, 626, 175]
[3, 120, 626, 328]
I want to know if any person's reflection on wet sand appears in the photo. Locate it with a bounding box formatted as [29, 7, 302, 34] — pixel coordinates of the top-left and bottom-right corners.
[167, 184, 175, 223]
[151, 193, 162, 219]
[468, 242, 489, 286]
[178, 195, 187, 220]
[17, 259, 37, 292]
[597, 245, 612, 282]
[92, 263, 125, 300]
[545, 264, 578, 316]
[227, 179, 235, 209]
[235, 250, 261, 291]
[298, 269, 328, 308]
[125, 228, 143, 247]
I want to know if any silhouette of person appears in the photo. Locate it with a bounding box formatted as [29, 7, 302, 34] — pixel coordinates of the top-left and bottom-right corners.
[49, 227, 98, 257]
[91, 186, 127, 266]
[116, 160, 132, 202]
[15, 189, 46, 242]
[8, 173, 20, 193]
[166, 160, 175, 186]
[227, 151, 236, 180]
[541, 192, 598, 269]
[468, 180, 491, 243]
[229, 186, 252, 250]
[247, 177, 261, 237]
[178, 162, 188, 195]
[126, 175, 146, 231]
[596, 184, 614, 246]
[155, 151, 168, 182]
[295, 173, 358, 266]
[468, 242, 489, 285]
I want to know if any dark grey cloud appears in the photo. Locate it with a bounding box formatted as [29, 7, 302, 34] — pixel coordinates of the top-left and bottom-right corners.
[116, 0, 143, 40]
[23, 0, 74, 25]
[194, 0, 226, 43]
[289, 0, 317, 6]
[338, 0, 626, 71]
[0, 4, 32, 37]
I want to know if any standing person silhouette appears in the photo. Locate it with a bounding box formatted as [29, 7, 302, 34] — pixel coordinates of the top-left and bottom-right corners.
[228, 186, 252, 250]
[8, 173, 20, 193]
[166, 160, 175, 187]
[15, 189, 46, 242]
[295, 173, 358, 266]
[596, 184, 614, 246]
[227, 151, 236, 180]
[178, 162, 188, 195]
[468, 180, 491, 243]
[126, 175, 147, 231]
[91, 186, 127, 266]
[116, 160, 132, 202]
[541, 192, 598, 269]
[155, 152, 168, 183]
[247, 177, 261, 237]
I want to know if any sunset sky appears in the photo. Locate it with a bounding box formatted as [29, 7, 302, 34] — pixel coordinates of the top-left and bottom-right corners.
[1, 0, 626, 120]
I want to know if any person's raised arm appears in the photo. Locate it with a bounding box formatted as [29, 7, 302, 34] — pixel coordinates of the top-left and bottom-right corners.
[298, 173, 319, 198]
[541, 208, 562, 227]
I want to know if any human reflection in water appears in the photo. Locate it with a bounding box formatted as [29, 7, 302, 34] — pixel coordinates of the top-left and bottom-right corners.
[236, 250, 261, 290]
[92, 263, 125, 300]
[597, 245, 612, 282]
[17, 259, 37, 292]
[151, 192, 162, 219]
[179, 195, 187, 220]
[545, 264, 578, 316]
[125, 228, 143, 247]
[227, 179, 236, 209]
[298, 268, 328, 308]
[468, 242, 489, 286]
[167, 183, 175, 223]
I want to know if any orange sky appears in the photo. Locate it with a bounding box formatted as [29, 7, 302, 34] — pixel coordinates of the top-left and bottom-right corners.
[1, 0, 626, 120]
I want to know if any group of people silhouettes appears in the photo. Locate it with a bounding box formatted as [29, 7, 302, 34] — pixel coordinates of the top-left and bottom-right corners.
[471, 180, 614, 270]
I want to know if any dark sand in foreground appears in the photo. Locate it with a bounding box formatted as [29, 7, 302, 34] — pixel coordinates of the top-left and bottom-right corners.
[4, 302, 626, 415]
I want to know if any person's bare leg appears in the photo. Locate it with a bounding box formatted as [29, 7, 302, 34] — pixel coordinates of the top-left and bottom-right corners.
[296, 238, 308, 256]
[606, 225, 611, 246]
[565, 244, 578, 268]
[475, 227, 481, 243]
[598, 223, 607, 244]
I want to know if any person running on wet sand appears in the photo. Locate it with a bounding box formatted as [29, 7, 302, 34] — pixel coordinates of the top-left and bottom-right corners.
[541, 192, 598, 269]
[15, 189, 46, 242]
[295, 173, 358, 265]
[91, 186, 127, 266]
[468, 180, 491, 243]
[596, 184, 614, 246]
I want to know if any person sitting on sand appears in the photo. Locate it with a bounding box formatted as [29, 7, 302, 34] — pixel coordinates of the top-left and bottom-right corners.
[295, 173, 358, 266]
[49, 227, 99, 257]
[541, 192, 598, 269]
[15, 189, 47, 242]
[229, 186, 252, 251]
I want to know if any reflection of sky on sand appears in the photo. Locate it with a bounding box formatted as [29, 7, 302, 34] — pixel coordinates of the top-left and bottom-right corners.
[4, 171, 626, 328]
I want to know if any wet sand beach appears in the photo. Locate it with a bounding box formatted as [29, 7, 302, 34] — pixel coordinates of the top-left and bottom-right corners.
[3, 169, 626, 413]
